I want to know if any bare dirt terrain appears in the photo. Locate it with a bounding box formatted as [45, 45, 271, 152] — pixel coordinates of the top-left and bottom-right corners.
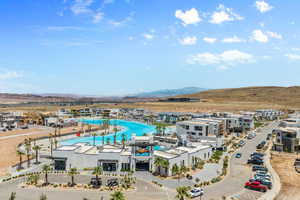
[0, 86, 300, 113]
[0, 126, 93, 177]
[271, 152, 300, 200]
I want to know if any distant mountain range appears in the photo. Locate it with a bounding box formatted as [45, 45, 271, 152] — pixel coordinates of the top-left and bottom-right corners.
[130, 87, 207, 98]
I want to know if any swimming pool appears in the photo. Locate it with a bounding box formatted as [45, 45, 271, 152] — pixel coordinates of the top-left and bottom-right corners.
[60, 119, 157, 146]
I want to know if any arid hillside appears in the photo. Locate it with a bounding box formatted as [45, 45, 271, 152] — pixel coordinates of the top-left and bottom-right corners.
[180, 86, 300, 108]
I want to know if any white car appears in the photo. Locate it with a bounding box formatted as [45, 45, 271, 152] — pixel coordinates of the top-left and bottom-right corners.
[190, 188, 204, 198]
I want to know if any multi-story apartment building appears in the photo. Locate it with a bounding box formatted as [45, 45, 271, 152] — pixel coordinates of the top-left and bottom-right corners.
[273, 127, 300, 152]
[255, 109, 283, 120]
[176, 119, 225, 148]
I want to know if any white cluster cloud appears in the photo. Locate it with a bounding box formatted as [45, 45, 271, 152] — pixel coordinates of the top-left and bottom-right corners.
[222, 36, 245, 43]
[47, 26, 82, 31]
[93, 12, 104, 23]
[70, 0, 104, 23]
[0, 70, 23, 80]
[109, 12, 135, 27]
[267, 31, 282, 39]
[252, 30, 282, 43]
[210, 4, 243, 24]
[187, 50, 254, 68]
[70, 0, 94, 15]
[179, 36, 197, 45]
[252, 30, 269, 43]
[285, 54, 300, 60]
[203, 37, 217, 44]
[255, 1, 273, 13]
[143, 33, 154, 40]
[175, 8, 202, 26]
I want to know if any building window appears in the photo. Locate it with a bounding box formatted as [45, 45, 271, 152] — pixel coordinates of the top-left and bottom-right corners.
[121, 163, 130, 171]
[194, 126, 203, 131]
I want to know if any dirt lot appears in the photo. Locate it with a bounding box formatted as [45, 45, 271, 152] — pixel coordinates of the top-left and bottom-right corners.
[0, 125, 94, 177]
[271, 152, 300, 200]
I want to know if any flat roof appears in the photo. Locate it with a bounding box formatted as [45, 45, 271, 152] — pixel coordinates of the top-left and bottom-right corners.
[154, 151, 178, 159]
[276, 127, 300, 133]
[176, 145, 210, 153]
[57, 145, 79, 151]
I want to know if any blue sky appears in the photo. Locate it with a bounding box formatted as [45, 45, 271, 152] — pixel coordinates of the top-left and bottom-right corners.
[0, 0, 300, 95]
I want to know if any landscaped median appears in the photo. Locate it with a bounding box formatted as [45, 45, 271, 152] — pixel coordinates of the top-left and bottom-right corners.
[2, 166, 137, 193]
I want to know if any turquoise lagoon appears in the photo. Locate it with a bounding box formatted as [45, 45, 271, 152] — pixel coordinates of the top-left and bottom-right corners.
[60, 119, 158, 147]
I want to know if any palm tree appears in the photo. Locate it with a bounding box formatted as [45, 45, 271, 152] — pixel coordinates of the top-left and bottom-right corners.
[42, 164, 51, 185]
[171, 164, 180, 182]
[154, 157, 163, 175]
[101, 132, 105, 146]
[49, 133, 53, 157]
[175, 186, 190, 200]
[68, 167, 78, 186]
[180, 165, 188, 175]
[16, 150, 24, 170]
[9, 192, 16, 200]
[121, 133, 126, 149]
[39, 193, 47, 200]
[27, 174, 40, 185]
[161, 159, 169, 176]
[110, 191, 126, 200]
[92, 166, 103, 183]
[106, 137, 111, 145]
[162, 125, 167, 136]
[155, 124, 162, 135]
[113, 127, 118, 145]
[54, 137, 58, 149]
[92, 133, 97, 146]
[24, 139, 31, 168]
[32, 145, 41, 164]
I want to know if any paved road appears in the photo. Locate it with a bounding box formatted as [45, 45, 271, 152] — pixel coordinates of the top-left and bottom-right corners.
[202, 122, 279, 200]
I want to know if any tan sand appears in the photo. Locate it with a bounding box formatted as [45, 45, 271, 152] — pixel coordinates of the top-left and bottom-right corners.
[271, 152, 300, 200]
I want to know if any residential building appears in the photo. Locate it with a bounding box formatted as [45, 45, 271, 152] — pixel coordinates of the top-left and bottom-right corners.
[273, 127, 300, 152]
[153, 145, 212, 176]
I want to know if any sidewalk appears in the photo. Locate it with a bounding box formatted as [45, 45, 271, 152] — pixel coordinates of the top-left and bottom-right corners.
[258, 148, 281, 200]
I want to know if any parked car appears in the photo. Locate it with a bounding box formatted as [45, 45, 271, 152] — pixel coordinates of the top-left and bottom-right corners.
[239, 140, 246, 147]
[249, 178, 272, 189]
[252, 166, 268, 172]
[251, 155, 264, 160]
[106, 178, 118, 187]
[256, 144, 264, 149]
[189, 188, 204, 198]
[251, 152, 265, 158]
[256, 170, 270, 176]
[235, 153, 242, 158]
[251, 152, 265, 157]
[90, 178, 102, 188]
[248, 159, 264, 165]
[245, 181, 267, 192]
[255, 172, 271, 179]
[254, 175, 271, 182]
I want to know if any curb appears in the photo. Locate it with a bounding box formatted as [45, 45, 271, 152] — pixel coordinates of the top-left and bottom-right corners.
[257, 148, 281, 200]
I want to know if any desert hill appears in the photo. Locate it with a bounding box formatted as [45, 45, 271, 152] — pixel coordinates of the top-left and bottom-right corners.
[179, 86, 300, 108]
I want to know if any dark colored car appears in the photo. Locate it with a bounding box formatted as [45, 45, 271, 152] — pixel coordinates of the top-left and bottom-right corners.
[252, 165, 268, 172]
[235, 153, 242, 158]
[251, 152, 265, 157]
[106, 178, 118, 187]
[248, 159, 264, 165]
[245, 181, 267, 192]
[90, 178, 102, 188]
